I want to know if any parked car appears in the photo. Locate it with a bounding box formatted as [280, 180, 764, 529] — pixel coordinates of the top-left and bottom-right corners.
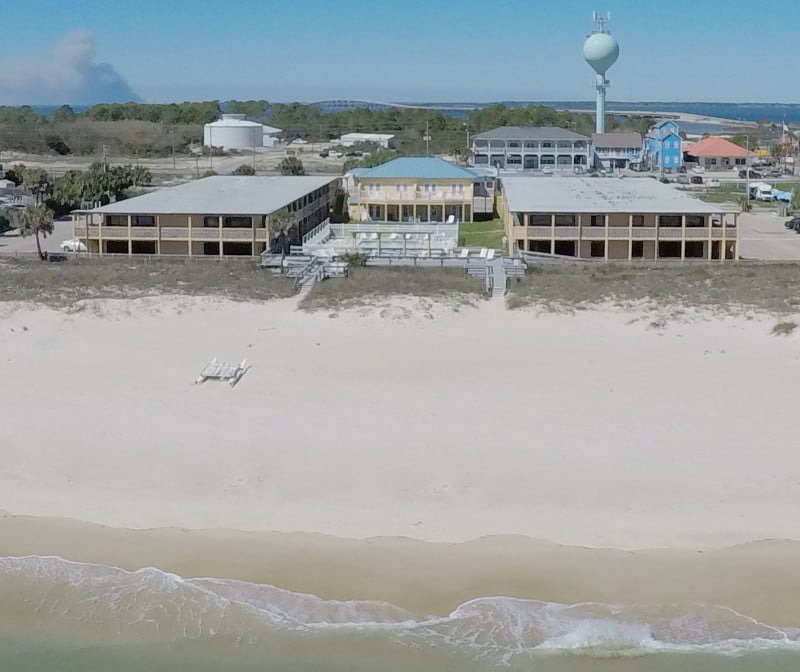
[739, 169, 763, 179]
[659, 177, 671, 184]
[692, 165, 706, 174]
[690, 175, 704, 184]
[707, 179, 721, 188]
[784, 216, 800, 229]
[60, 238, 87, 252]
[678, 166, 687, 174]
[677, 175, 690, 184]
[766, 169, 782, 177]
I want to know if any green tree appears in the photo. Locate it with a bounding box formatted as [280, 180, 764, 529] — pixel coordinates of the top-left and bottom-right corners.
[0, 209, 13, 234]
[277, 156, 306, 175]
[51, 105, 77, 123]
[232, 163, 256, 175]
[17, 204, 54, 260]
[21, 167, 53, 204]
[268, 210, 299, 262]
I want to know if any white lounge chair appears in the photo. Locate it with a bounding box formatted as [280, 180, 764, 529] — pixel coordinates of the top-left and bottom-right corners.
[445, 214, 456, 224]
[486, 249, 495, 260]
[479, 248, 488, 258]
[459, 248, 469, 259]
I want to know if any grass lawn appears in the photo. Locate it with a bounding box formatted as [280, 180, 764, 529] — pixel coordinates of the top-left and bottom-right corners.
[458, 219, 505, 250]
[300, 266, 486, 312]
[506, 263, 800, 315]
[0, 256, 297, 309]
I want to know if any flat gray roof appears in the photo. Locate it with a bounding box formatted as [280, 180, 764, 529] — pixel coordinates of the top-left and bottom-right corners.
[79, 175, 338, 215]
[502, 176, 738, 214]
[473, 126, 590, 142]
[592, 132, 643, 148]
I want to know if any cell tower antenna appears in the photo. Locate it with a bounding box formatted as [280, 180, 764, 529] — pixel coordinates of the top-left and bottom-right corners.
[592, 11, 610, 32]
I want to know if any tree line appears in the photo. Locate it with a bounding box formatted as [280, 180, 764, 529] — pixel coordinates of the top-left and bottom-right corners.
[0, 101, 655, 159]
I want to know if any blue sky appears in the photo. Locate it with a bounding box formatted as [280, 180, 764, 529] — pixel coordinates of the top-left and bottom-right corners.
[0, 0, 798, 104]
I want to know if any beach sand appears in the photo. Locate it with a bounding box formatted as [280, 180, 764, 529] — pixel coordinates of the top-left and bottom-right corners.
[1, 295, 800, 663]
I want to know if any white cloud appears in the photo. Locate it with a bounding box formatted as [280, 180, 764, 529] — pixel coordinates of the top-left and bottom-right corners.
[0, 30, 140, 105]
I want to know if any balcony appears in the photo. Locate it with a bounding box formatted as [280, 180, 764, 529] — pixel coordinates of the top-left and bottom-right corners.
[527, 226, 552, 237]
[553, 227, 579, 238]
[631, 228, 657, 239]
[581, 227, 606, 240]
[356, 189, 468, 202]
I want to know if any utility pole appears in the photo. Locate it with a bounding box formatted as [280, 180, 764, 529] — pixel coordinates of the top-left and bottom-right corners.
[424, 121, 431, 156]
[102, 144, 109, 172]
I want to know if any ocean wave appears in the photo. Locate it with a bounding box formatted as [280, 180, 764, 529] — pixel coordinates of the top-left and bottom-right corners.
[1, 555, 799, 661]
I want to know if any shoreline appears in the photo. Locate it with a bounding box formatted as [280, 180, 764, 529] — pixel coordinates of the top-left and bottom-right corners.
[2, 513, 800, 627]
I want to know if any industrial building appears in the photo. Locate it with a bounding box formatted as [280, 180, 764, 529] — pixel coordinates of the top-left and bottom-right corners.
[71, 175, 338, 257]
[337, 133, 396, 149]
[499, 176, 738, 261]
[203, 114, 265, 150]
[592, 132, 643, 169]
[645, 120, 683, 171]
[471, 127, 591, 170]
[683, 136, 748, 170]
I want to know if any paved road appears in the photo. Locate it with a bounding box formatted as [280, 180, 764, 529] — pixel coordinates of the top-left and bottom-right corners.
[0, 220, 73, 256]
[738, 211, 800, 260]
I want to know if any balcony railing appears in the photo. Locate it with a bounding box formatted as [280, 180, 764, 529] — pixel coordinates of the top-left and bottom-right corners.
[356, 190, 468, 202]
[553, 227, 579, 238]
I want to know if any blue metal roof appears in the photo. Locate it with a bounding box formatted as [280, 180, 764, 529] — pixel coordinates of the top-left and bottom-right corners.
[358, 157, 477, 180]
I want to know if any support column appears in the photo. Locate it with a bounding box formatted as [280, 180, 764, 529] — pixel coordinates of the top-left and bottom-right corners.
[127, 214, 132, 256]
[427, 233, 432, 256]
[681, 214, 686, 261]
[604, 215, 609, 262]
[218, 215, 223, 257]
[550, 213, 555, 256]
[734, 214, 740, 260]
[377, 232, 381, 256]
[628, 214, 633, 261]
[707, 215, 713, 260]
[654, 215, 660, 261]
[186, 215, 191, 256]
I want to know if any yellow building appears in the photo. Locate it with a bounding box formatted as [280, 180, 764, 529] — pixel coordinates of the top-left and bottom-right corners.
[500, 176, 739, 261]
[349, 157, 477, 224]
[72, 175, 338, 256]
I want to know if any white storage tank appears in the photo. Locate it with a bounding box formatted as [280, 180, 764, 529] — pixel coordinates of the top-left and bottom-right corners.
[203, 114, 263, 150]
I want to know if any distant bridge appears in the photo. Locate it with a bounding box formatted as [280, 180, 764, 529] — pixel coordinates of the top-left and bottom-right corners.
[313, 99, 481, 114]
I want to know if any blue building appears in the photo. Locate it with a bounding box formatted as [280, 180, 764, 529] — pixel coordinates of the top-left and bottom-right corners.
[645, 120, 683, 171]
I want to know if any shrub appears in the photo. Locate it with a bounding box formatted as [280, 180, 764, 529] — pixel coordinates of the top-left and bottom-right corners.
[232, 164, 255, 175]
[772, 320, 798, 336]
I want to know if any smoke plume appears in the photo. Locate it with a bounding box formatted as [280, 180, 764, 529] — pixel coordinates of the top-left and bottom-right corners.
[0, 30, 140, 105]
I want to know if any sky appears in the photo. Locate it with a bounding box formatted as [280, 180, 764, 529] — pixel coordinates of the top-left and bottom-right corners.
[0, 0, 798, 105]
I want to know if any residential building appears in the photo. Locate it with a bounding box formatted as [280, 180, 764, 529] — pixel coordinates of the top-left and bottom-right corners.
[338, 132, 396, 149]
[644, 120, 683, 171]
[592, 132, 643, 169]
[349, 157, 476, 224]
[71, 175, 338, 256]
[499, 176, 738, 261]
[683, 136, 748, 170]
[471, 126, 591, 170]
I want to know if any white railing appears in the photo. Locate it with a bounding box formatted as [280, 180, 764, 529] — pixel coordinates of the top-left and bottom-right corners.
[330, 222, 459, 238]
[302, 218, 331, 246]
[355, 190, 467, 202]
[189, 228, 220, 240]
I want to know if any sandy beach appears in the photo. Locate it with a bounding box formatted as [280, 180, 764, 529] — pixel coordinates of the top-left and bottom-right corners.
[2, 294, 800, 662]
[1, 296, 799, 547]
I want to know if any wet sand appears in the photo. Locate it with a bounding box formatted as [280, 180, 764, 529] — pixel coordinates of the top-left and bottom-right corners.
[2, 513, 800, 627]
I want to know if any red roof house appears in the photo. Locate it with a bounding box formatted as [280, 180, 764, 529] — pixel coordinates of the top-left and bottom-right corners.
[683, 136, 748, 169]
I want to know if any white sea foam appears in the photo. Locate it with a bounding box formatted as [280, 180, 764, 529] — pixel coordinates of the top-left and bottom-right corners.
[1, 555, 799, 661]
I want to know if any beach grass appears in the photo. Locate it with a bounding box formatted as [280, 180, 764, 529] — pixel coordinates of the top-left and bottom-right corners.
[771, 320, 798, 336]
[506, 263, 800, 315]
[299, 266, 486, 312]
[0, 256, 298, 308]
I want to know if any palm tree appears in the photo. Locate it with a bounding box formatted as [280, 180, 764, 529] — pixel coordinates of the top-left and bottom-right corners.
[17, 204, 55, 260]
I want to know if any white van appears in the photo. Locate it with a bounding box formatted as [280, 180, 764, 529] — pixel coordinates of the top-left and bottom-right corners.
[750, 182, 774, 201]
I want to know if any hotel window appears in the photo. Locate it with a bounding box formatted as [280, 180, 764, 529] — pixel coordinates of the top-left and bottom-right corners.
[131, 215, 155, 227]
[396, 183, 409, 194]
[450, 183, 464, 194]
[632, 215, 645, 227]
[204, 216, 218, 227]
[105, 215, 127, 227]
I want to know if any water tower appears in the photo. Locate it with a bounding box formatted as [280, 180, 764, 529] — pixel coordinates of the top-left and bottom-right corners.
[583, 12, 619, 133]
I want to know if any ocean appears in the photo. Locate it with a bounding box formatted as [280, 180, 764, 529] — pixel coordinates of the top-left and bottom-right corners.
[1, 556, 799, 671]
